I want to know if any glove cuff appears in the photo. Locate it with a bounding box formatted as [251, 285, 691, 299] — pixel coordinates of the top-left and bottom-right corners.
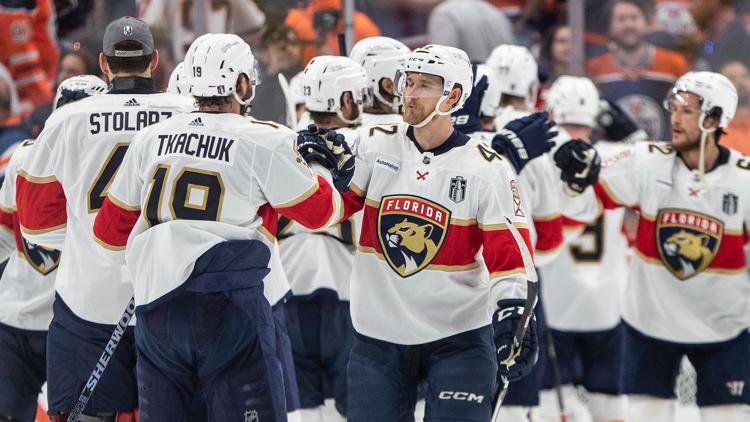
[496, 298, 526, 310]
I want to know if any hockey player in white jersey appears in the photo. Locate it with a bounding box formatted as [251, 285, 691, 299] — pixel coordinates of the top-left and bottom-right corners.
[486, 44, 540, 129]
[335, 44, 545, 421]
[553, 71, 750, 421]
[538, 76, 630, 422]
[349, 36, 410, 126]
[92, 33, 351, 421]
[0, 75, 106, 422]
[15, 17, 194, 421]
[279, 55, 368, 421]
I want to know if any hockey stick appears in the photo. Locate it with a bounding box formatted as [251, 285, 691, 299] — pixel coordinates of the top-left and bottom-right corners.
[278, 73, 298, 130]
[67, 296, 136, 422]
[491, 218, 539, 422]
[544, 314, 569, 422]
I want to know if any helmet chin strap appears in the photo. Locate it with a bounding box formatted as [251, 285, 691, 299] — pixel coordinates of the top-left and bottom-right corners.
[697, 113, 716, 184]
[411, 96, 455, 128]
[374, 89, 401, 114]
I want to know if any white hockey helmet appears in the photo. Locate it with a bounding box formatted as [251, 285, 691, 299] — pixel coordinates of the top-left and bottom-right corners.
[299, 55, 371, 124]
[546, 75, 600, 127]
[486, 44, 539, 111]
[167, 62, 191, 96]
[53, 74, 107, 111]
[289, 71, 306, 106]
[476, 63, 501, 117]
[183, 33, 260, 106]
[349, 36, 410, 112]
[665, 71, 738, 130]
[394, 44, 473, 127]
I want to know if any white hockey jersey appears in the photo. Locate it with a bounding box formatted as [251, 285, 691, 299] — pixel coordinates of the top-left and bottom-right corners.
[17, 89, 194, 324]
[594, 141, 750, 343]
[341, 123, 534, 345]
[469, 130, 564, 265]
[0, 139, 58, 331]
[361, 112, 403, 127]
[92, 114, 344, 308]
[278, 127, 361, 300]
[540, 140, 631, 332]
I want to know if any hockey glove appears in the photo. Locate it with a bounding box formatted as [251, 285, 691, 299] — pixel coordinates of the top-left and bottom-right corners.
[493, 299, 539, 382]
[322, 129, 356, 192]
[296, 125, 337, 169]
[492, 111, 558, 173]
[553, 139, 601, 196]
[596, 99, 648, 142]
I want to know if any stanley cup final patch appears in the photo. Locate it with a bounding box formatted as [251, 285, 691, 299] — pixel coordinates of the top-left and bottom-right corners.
[656, 209, 724, 281]
[377, 195, 451, 277]
[449, 176, 467, 204]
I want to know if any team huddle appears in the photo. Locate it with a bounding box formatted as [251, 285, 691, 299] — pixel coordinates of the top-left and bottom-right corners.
[0, 13, 749, 422]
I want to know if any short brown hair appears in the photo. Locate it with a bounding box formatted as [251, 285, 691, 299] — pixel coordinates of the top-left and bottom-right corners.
[607, 0, 653, 25]
[105, 40, 152, 74]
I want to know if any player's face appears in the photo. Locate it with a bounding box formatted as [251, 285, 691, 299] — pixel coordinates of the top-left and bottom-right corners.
[668, 92, 703, 151]
[402, 73, 442, 125]
[609, 3, 648, 50]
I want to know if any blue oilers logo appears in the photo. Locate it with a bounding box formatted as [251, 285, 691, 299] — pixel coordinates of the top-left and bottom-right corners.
[22, 238, 60, 275]
[617, 95, 663, 140]
[377, 195, 450, 277]
[656, 209, 723, 280]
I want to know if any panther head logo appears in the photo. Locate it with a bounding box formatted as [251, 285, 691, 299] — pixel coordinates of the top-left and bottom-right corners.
[385, 218, 439, 275]
[656, 209, 722, 281]
[377, 195, 450, 277]
[662, 230, 715, 279]
[22, 238, 60, 275]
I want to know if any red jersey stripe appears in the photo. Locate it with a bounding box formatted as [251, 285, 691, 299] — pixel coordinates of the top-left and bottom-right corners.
[534, 215, 563, 253]
[16, 174, 67, 232]
[92, 197, 140, 250]
[275, 175, 337, 230]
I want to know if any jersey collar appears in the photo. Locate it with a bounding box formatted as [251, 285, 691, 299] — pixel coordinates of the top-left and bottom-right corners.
[677, 145, 730, 173]
[109, 77, 156, 94]
[406, 126, 470, 156]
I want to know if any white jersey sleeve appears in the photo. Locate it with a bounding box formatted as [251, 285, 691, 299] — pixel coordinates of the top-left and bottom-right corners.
[0, 139, 59, 331]
[94, 114, 345, 307]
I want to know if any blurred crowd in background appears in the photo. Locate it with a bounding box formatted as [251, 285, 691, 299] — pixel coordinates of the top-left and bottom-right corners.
[2, 0, 750, 156]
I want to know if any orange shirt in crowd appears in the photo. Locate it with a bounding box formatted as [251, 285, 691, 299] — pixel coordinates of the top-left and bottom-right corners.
[721, 106, 750, 155]
[0, 0, 58, 115]
[285, 0, 380, 66]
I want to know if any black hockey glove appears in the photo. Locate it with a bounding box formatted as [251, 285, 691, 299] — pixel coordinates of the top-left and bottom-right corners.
[295, 125, 355, 192]
[553, 139, 601, 195]
[322, 128, 355, 192]
[596, 99, 647, 142]
[296, 125, 338, 169]
[492, 111, 558, 173]
[493, 299, 539, 382]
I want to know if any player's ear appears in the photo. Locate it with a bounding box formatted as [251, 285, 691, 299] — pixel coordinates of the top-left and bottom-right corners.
[148, 49, 159, 73]
[236, 74, 252, 101]
[442, 84, 462, 112]
[99, 53, 110, 79]
[380, 77, 395, 97]
[341, 91, 358, 120]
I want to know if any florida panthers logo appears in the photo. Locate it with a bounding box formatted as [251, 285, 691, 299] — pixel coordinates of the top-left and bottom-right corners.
[22, 238, 61, 275]
[656, 209, 723, 280]
[377, 195, 450, 277]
